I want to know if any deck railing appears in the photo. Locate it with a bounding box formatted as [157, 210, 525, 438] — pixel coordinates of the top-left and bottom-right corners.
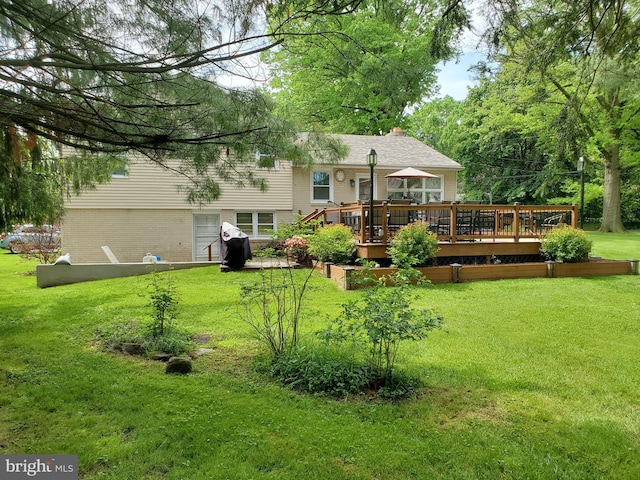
[305, 202, 578, 244]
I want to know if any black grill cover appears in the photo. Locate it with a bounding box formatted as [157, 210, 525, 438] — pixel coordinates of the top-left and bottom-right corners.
[220, 222, 252, 270]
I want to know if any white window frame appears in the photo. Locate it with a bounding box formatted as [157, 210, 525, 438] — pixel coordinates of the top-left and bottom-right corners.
[255, 150, 280, 170]
[355, 173, 377, 202]
[387, 176, 443, 203]
[110, 162, 129, 178]
[235, 211, 276, 238]
[311, 170, 333, 204]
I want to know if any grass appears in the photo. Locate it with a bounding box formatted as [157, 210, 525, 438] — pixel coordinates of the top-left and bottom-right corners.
[1, 231, 639, 479]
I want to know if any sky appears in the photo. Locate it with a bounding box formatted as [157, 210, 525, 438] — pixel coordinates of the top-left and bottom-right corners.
[435, 52, 484, 100]
[435, 1, 488, 101]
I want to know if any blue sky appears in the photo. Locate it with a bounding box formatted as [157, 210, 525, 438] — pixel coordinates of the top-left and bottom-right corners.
[435, 52, 483, 100]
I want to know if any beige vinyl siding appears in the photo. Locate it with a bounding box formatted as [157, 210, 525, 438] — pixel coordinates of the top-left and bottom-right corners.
[292, 167, 459, 216]
[66, 158, 294, 210]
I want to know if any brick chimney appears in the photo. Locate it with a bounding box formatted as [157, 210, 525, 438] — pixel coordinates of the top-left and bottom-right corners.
[387, 127, 407, 136]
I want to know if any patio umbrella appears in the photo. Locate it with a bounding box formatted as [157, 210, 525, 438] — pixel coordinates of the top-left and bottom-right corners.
[386, 167, 438, 201]
[385, 167, 438, 179]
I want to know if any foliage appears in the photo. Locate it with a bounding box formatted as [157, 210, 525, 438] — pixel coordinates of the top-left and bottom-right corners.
[548, 180, 604, 226]
[407, 95, 463, 158]
[283, 235, 312, 265]
[621, 170, 640, 228]
[0, 129, 125, 230]
[2, 239, 640, 478]
[95, 268, 191, 356]
[146, 269, 180, 338]
[324, 273, 443, 388]
[540, 225, 593, 263]
[269, 215, 322, 258]
[477, 0, 640, 231]
[388, 221, 439, 268]
[307, 224, 357, 264]
[264, 346, 373, 397]
[270, 216, 321, 243]
[94, 319, 192, 357]
[0, 0, 353, 205]
[238, 267, 315, 357]
[264, 1, 466, 134]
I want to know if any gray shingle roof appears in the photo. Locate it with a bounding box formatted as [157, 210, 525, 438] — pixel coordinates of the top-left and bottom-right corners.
[331, 131, 463, 170]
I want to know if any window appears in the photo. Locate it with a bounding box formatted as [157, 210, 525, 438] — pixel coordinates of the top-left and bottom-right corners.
[312, 171, 331, 202]
[110, 154, 129, 178]
[235, 212, 275, 238]
[387, 176, 443, 203]
[255, 149, 279, 170]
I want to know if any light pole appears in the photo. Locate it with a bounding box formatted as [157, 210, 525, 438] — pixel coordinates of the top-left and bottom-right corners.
[367, 149, 377, 243]
[577, 156, 585, 229]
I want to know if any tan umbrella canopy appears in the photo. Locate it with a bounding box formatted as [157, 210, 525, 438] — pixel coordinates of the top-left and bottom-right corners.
[386, 167, 438, 178]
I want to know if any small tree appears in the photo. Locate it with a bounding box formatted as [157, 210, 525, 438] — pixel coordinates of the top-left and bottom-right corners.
[325, 272, 443, 387]
[147, 269, 179, 338]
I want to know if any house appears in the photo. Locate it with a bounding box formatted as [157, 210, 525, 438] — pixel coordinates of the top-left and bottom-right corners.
[61, 128, 463, 263]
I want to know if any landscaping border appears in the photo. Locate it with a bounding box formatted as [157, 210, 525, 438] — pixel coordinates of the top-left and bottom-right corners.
[323, 259, 638, 290]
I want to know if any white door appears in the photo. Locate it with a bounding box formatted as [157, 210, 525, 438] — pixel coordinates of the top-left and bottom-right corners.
[193, 213, 220, 262]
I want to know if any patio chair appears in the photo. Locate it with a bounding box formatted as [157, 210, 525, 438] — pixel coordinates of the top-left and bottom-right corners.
[541, 213, 567, 233]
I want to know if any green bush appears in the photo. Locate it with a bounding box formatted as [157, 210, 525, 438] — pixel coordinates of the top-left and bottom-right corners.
[323, 272, 443, 390]
[266, 347, 373, 397]
[94, 319, 193, 357]
[387, 221, 439, 268]
[540, 225, 593, 263]
[307, 224, 356, 264]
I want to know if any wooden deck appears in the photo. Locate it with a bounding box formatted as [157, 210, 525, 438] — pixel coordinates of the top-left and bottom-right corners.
[303, 202, 578, 261]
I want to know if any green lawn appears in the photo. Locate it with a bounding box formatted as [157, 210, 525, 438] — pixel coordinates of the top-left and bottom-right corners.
[1, 232, 639, 479]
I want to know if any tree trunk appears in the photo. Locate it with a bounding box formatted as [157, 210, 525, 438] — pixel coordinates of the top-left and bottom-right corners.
[600, 143, 625, 232]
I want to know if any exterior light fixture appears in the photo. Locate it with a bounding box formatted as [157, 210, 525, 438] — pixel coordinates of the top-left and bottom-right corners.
[578, 157, 585, 229]
[367, 149, 377, 243]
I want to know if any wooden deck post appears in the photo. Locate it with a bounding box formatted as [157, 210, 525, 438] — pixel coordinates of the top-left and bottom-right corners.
[450, 203, 457, 244]
[451, 263, 462, 283]
[343, 266, 356, 290]
[571, 204, 579, 228]
[514, 203, 520, 243]
[359, 203, 367, 244]
[381, 202, 389, 243]
[546, 260, 557, 278]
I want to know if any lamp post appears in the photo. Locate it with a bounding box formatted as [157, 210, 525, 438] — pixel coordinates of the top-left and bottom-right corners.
[577, 156, 585, 229]
[367, 149, 377, 243]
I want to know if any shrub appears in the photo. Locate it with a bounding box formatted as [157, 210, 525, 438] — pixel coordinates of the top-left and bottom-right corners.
[323, 272, 443, 388]
[94, 319, 193, 357]
[238, 267, 315, 356]
[540, 225, 593, 263]
[270, 216, 320, 242]
[95, 269, 193, 357]
[266, 347, 373, 397]
[307, 224, 356, 264]
[146, 269, 179, 337]
[387, 221, 439, 268]
[283, 235, 312, 265]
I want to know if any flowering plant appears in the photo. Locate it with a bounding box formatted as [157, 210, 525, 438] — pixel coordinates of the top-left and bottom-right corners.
[284, 235, 311, 265]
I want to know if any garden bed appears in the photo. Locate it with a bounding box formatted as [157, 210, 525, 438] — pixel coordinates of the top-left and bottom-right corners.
[323, 258, 638, 290]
